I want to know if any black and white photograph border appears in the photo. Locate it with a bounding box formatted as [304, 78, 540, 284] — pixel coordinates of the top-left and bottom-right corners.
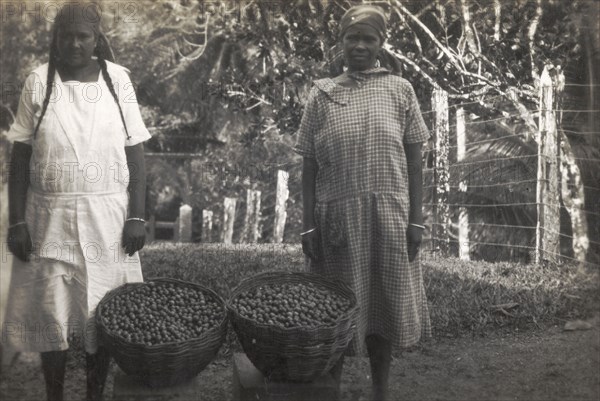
[1, 0, 599, 400]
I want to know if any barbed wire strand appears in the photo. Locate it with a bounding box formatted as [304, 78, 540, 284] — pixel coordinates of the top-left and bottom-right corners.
[573, 157, 600, 162]
[425, 237, 536, 251]
[428, 221, 600, 248]
[539, 227, 600, 247]
[534, 249, 600, 268]
[552, 109, 600, 113]
[562, 129, 600, 135]
[423, 179, 539, 190]
[425, 237, 600, 268]
[419, 95, 508, 116]
[450, 154, 537, 167]
[564, 183, 600, 192]
[449, 94, 506, 108]
[464, 222, 536, 230]
[460, 114, 521, 126]
[450, 133, 525, 148]
[564, 83, 600, 87]
[423, 202, 537, 208]
[424, 202, 600, 217]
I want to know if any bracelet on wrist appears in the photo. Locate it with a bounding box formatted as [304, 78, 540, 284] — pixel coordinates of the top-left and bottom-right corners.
[8, 221, 27, 229]
[126, 217, 146, 224]
[300, 227, 316, 236]
[409, 223, 426, 230]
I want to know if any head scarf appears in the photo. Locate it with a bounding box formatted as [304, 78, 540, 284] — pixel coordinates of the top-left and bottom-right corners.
[329, 5, 402, 77]
[53, 2, 116, 62]
[339, 5, 388, 41]
[54, 2, 101, 35]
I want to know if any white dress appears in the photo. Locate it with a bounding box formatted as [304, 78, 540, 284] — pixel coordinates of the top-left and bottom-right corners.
[2, 61, 151, 353]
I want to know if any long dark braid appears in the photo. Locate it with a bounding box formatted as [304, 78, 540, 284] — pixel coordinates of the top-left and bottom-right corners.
[32, 31, 58, 139]
[95, 33, 131, 140]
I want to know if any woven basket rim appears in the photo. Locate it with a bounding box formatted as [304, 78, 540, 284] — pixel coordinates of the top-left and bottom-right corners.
[228, 271, 357, 298]
[96, 277, 227, 349]
[226, 271, 359, 333]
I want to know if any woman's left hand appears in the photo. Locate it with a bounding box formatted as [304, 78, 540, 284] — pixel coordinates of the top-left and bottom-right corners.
[122, 220, 146, 256]
[406, 225, 423, 262]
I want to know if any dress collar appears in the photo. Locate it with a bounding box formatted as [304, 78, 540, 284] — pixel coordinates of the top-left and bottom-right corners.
[313, 67, 390, 105]
[346, 66, 390, 79]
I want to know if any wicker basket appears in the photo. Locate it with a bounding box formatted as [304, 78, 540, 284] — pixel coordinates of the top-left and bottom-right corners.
[227, 271, 359, 382]
[96, 278, 228, 387]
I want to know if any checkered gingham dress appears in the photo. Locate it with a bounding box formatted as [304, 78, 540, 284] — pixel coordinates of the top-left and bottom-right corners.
[293, 67, 432, 356]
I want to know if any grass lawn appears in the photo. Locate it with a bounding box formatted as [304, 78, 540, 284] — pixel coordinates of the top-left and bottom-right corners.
[141, 242, 600, 340]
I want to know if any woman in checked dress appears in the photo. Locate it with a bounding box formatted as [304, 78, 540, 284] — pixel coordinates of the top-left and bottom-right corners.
[295, 5, 431, 401]
[3, 3, 149, 400]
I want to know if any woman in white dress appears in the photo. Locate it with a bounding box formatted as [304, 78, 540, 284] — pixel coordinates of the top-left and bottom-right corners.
[3, 3, 150, 400]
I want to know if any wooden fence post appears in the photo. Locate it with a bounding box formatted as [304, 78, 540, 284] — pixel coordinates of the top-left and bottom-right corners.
[535, 65, 561, 264]
[241, 189, 261, 243]
[178, 204, 193, 243]
[432, 87, 450, 256]
[456, 108, 470, 260]
[272, 170, 289, 243]
[221, 197, 237, 244]
[202, 209, 213, 243]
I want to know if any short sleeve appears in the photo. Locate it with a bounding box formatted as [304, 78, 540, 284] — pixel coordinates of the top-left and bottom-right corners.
[114, 69, 151, 147]
[293, 86, 320, 158]
[5, 73, 39, 145]
[403, 83, 430, 144]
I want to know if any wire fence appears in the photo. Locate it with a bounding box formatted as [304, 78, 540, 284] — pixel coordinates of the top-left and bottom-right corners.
[420, 65, 599, 267]
[137, 65, 600, 268]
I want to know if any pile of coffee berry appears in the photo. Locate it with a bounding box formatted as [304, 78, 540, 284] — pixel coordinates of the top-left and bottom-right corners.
[230, 282, 352, 328]
[99, 281, 224, 346]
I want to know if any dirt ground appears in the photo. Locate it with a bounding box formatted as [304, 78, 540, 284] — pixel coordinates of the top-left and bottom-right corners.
[1, 323, 598, 401]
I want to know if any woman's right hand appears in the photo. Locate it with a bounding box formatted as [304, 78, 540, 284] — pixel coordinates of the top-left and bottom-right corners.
[301, 229, 321, 261]
[7, 224, 33, 262]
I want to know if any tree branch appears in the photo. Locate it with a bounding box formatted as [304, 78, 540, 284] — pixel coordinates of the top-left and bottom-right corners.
[383, 44, 445, 91]
[528, 0, 543, 84]
[459, 0, 478, 56]
[390, 0, 465, 74]
[493, 0, 501, 42]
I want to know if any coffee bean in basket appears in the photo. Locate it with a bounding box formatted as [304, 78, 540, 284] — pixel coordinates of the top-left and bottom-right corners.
[229, 282, 352, 328]
[99, 281, 224, 346]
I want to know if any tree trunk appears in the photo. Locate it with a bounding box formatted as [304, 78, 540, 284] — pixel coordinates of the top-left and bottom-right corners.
[527, 0, 543, 83]
[559, 130, 589, 263]
[493, 0, 501, 42]
[535, 65, 561, 264]
[432, 87, 450, 256]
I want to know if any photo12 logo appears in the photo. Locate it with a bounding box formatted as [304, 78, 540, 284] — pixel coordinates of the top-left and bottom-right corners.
[1, 160, 137, 185]
[1, 240, 140, 264]
[1, 317, 99, 346]
[0, 1, 140, 25]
